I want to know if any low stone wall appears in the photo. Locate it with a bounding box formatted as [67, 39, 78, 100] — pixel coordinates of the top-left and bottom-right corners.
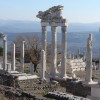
[0, 72, 59, 99]
[66, 79, 91, 97]
[51, 78, 91, 97]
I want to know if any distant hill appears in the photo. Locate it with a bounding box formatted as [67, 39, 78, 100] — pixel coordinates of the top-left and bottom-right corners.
[0, 20, 41, 33]
[0, 20, 100, 33]
[0, 20, 100, 57]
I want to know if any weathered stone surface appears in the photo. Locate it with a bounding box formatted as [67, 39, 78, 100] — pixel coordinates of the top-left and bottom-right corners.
[85, 34, 93, 83]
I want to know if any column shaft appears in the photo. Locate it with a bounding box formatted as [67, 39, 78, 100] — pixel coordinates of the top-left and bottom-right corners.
[61, 26, 67, 78]
[42, 26, 47, 72]
[20, 41, 25, 73]
[51, 26, 58, 76]
[12, 43, 15, 71]
[98, 47, 100, 83]
[40, 50, 46, 79]
[85, 34, 92, 83]
[3, 38, 7, 70]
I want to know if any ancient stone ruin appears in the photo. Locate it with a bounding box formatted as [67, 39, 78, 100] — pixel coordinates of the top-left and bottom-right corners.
[37, 5, 68, 79]
[0, 5, 100, 100]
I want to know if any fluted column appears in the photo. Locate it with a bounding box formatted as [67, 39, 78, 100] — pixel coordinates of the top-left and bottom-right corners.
[3, 35, 7, 70]
[41, 25, 47, 72]
[61, 26, 67, 78]
[12, 43, 15, 71]
[40, 50, 46, 79]
[51, 24, 58, 76]
[20, 41, 25, 73]
[85, 34, 92, 83]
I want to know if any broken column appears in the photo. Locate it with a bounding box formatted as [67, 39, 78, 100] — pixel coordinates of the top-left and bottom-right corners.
[3, 35, 7, 70]
[11, 43, 15, 71]
[40, 50, 46, 79]
[85, 34, 93, 83]
[61, 26, 67, 78]
[20, 41, 25, 73]
[51, 23, 58, 76]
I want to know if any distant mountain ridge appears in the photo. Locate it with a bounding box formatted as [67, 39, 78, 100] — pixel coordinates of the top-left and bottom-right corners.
[0, 19, 100, 33]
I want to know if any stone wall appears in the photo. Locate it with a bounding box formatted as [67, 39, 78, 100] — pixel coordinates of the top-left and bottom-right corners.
[51, 78, 91, 97]
[66, 79, 91, 97]
[66, 59, 86, 73]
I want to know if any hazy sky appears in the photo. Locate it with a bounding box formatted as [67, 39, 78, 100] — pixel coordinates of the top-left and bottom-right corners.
[0, 0, 100, 23]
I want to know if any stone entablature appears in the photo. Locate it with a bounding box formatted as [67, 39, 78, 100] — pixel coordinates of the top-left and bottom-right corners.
[37, 5, 67, 26]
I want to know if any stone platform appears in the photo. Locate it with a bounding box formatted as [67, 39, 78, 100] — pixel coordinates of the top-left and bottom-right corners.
[0, 70, 39, 80]
[7, 71, 39, 80]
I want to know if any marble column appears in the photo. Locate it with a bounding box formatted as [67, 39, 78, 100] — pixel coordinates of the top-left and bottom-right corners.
[20, 41, 25, 73]
[40, 50, 46, 79]
[85, 34, 92, 83]
[98, 47, 100, 84]
[3, 35, 7, 70]
[51, 25, 58, 76]
[41, 25, 47, 72]
[12, 43, 15, 71]
[42, 25, 47, 54]
[61, 26, 67, 78]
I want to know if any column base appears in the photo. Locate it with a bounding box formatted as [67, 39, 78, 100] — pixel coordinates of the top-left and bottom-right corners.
[40, 77, 46, 80]
[50, 70, 59, 77]
[83, 80, 97, 85]
[60, 74, 69, 80]
[87, 83, 100, 100]
[87, 96, 100, 100]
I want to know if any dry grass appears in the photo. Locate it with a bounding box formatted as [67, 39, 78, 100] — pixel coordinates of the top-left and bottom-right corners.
[0, 93, 8, 100]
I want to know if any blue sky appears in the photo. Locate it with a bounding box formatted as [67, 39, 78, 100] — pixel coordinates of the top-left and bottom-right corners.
[0, 0, 100, 23]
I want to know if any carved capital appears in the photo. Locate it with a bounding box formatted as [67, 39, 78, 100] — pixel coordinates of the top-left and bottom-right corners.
[42, 26, 47, 32]
[62, 26, 67, 33]
[51, 26, 57, 34]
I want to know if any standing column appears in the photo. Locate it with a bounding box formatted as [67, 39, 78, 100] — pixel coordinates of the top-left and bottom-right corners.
[3, 35, 7, 70]
[12, 43, 15, 71]
[61, 26, 67, 78]
[98, 47, 100, 84]
[41, 25, 47, 72]
[20, 41, 25, 73]
[51, 24, 58, 76]
[85, 34, 92, 83]
[40, 50, 46, 79]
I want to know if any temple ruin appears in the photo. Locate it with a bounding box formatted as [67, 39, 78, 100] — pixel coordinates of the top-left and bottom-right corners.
[0, 5, 100, 100]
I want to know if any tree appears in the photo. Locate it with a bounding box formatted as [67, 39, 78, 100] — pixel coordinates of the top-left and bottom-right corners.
[14, 33, 41, 72]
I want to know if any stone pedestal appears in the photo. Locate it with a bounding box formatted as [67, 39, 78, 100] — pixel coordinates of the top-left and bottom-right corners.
[20, 41, 25, 73]
[88, 84, 100, 100]
[30, 64, 34, 75]
[40, 50, 46, 80]
[61, 26, 67, 78]
[3, 36, 7, 70]
[51, 25, 58, 76]
[12, 43, 15, 71]
[85, 34, 93, 84]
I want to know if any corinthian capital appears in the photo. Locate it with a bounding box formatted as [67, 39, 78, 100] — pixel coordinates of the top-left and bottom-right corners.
[42, 26, 47, 32]
[62, 26, 67, 33]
